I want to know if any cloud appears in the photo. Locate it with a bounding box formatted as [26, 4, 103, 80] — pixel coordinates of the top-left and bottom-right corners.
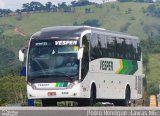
[0, 0, 5, 9]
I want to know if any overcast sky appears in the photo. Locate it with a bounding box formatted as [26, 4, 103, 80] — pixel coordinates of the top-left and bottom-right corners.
[0, 0, 104, 11]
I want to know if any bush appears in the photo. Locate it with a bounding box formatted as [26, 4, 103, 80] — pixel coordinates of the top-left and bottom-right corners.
[130, 16, 136, 20]
[111, 4, 116, 9]
[147, 81, 159, 95]
[73, 21, 78, 26]
[0, 76, 27, 106]
[0, 28, 4, 35]
[120, 22, 131, 32]
[16, 14, 23, 21]
[81, 19, 101, 27]
[126, 8, 132, 14]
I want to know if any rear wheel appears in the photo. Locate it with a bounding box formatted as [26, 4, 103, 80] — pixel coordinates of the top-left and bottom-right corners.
[42, 99, 57, 107]
[122, 87, 131, 106]
[113, 87, 131, 106]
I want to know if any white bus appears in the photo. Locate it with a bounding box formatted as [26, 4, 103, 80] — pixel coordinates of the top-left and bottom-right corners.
[19, 26, 144, 106]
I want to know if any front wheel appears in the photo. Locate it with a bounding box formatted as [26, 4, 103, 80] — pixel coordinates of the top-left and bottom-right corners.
[89, 86, 96, 106]
[78, 86, 96, 106]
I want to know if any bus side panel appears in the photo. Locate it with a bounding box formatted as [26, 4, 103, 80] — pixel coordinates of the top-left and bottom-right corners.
[81, 58, 143, 100]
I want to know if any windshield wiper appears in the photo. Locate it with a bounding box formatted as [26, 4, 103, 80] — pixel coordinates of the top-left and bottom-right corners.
[54, 71, 73, 82]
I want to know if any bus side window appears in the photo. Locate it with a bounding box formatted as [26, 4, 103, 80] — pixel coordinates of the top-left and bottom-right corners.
[81, 36, 89, 80]
[116, 38, 123, 59]
[108, 36, 115, 58]
[121, 39, 126, 59]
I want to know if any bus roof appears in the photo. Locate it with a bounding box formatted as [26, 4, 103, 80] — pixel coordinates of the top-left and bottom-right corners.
[31, 26, 139, 40]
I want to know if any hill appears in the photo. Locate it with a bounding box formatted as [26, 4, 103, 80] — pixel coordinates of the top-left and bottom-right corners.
[0, 2, 160, 39]
[0, 2, 160, 89]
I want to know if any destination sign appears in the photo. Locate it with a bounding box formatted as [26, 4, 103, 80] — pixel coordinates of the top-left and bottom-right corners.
[55, 40, 78, 46]
[35, 42, 48, 46]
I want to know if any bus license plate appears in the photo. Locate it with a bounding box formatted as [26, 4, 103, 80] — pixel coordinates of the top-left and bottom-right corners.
[48, 92, 56, 96]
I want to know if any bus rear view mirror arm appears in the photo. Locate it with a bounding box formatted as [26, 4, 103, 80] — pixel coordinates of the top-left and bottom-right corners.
[77, 47, 84, 60]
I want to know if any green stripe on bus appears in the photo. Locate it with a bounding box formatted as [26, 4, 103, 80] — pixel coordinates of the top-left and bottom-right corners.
[54, 82, 68, 87]
[118, 59, 138, 75]
[119, 60, 127, 74]
[56, 83, 59, 87]
[63, 82, 68, 87]
[59, 83, 63, 87]
[127, 60, 133, 75]
[130, 61, 138, 75]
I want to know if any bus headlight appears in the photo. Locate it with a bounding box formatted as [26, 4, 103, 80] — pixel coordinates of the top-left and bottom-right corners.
[28, 82, 37, 90]
[31, 84, 37, 90]
[67, 81, 79, 89]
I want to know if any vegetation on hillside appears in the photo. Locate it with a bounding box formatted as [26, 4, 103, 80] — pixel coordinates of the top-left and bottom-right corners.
[0, 76, 26, 106]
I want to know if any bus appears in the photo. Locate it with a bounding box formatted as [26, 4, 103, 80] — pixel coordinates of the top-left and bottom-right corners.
[19, 26, 144, 106]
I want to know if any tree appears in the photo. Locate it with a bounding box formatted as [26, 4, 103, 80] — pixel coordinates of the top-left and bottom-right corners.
[73, 0, 90, 7]
[22, 3, 30, 12]
[30, 1, 44, 11]
[58, 2, 67, 8]
[3, 9, 12, 16]
[71, 1, 77, 7]
[147, 4, 156, 13]
[16, 9, 22, 15]
[45, 2, 52, 12]
[0, 9, 12, 17]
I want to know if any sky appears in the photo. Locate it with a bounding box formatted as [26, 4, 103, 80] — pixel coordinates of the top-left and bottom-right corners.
[0, 0, 104, 11]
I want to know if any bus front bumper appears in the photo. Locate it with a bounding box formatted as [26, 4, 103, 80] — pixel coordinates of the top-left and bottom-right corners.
[27, 83, 86, 99]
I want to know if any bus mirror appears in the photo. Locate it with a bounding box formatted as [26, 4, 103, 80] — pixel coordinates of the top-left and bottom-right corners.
[19, 49, 25, 62]
[77, 48, 84, 60]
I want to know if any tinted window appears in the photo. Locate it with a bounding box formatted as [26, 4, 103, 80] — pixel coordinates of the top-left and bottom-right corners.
[81, 35, 89, 80]
[90, 33, 141, 61]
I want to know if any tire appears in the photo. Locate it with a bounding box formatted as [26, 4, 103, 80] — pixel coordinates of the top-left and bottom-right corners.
[113, 100, 121, 106]
[89, 86, 96, 106]
[78, 99, 87, 106]
[114, 87, 131, 106]
[122, 87, 131, 106]
[78, 85, 96, 106]
[42, 99, 57, 107]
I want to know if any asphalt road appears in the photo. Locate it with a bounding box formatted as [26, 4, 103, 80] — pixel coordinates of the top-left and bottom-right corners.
[0, 107, 160, 116]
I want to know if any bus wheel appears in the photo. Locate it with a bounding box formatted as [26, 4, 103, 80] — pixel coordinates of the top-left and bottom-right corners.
[89, 86, 96, 106]
[122, 87, 131, 106]
[42, 99, 57, 107]
[78, 85, 96, 106]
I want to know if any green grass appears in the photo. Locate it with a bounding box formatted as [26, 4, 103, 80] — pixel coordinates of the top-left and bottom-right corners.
[147, 54, 160, 83]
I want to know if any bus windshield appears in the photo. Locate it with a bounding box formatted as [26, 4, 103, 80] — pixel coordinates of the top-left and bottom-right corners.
[28, 40, 79, 81]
